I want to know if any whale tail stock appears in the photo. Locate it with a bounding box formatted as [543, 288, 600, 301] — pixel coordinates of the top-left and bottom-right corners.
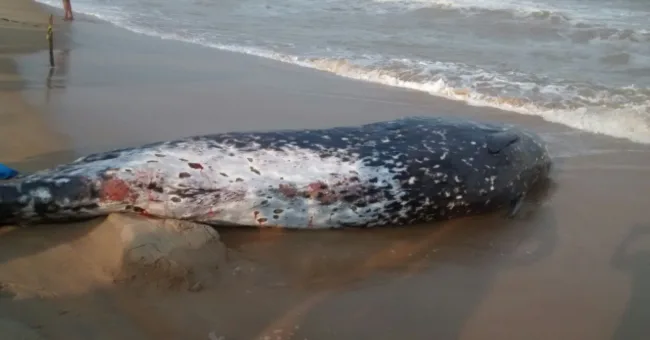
[0, 174, 106, 227]
[0, 182, 23, 226]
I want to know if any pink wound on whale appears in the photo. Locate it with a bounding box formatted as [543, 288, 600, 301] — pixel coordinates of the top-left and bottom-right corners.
[308, 181, 327, 192]
[100, 178, 134, 202]
[307, 181, 338, 204]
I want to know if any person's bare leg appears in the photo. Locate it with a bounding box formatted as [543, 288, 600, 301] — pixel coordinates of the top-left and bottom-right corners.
[63, 0, 74, 21]
[62, 0, 69, 20]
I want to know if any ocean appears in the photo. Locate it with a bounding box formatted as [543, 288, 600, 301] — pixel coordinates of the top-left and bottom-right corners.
[37, 0, 650, 143]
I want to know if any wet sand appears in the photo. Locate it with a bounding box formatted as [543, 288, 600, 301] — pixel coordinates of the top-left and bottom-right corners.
[1, 1, 650, 339]
[0, 0, 70, 167]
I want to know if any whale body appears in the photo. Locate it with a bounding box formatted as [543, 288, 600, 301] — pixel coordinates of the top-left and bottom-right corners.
[0, 117, 552, 229]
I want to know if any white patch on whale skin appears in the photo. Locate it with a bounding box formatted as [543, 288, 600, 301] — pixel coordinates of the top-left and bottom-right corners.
[30, 187, 52, 200]
[60, 140, 404, 229]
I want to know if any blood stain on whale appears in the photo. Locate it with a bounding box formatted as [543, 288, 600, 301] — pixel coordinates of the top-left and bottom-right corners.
[100, 178, 135, 203]
[278, 184, 298, 198]
[307, 180, 339, 205]
[132, 206, 154, 217]
[253, 210, 266, 226]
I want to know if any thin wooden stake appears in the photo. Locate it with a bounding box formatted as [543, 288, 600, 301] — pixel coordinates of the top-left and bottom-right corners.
[47, 14, 54, 67]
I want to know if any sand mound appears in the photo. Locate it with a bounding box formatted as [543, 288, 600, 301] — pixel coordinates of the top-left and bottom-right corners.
[109, 214, 227, 292]
[0, 214, 228, 339]
[0, 214, 226, 299]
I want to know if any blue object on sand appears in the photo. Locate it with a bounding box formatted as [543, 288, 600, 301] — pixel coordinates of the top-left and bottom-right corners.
[0, 163, 18, 180]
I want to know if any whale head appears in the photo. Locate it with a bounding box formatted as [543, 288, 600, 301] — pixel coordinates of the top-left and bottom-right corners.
[474, 125, 553, 208]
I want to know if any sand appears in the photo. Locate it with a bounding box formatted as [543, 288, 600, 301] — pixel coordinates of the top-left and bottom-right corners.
[1, 1, 650, 340]
[0, 0, 69, 166]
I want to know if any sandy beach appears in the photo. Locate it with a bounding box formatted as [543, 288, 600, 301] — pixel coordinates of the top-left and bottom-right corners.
[1, 1, 650, 339]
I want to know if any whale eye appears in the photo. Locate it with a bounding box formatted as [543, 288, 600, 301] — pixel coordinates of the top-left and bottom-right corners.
[486, 131, 520, 154]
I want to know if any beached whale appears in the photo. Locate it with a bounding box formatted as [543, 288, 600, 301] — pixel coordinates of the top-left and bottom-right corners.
[0, 117, 551, 229]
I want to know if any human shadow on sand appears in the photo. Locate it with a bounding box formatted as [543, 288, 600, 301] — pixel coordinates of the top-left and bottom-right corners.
[611, 223, 650, 340]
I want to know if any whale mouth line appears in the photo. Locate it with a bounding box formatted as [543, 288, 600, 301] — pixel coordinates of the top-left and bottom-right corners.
[486, 131, 521, 154]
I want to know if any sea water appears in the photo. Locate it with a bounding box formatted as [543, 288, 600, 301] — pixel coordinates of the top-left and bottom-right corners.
[36, 0, 650, 143]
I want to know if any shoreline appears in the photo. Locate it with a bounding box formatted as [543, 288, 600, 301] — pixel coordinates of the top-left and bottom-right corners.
[0, 1, 649, 340]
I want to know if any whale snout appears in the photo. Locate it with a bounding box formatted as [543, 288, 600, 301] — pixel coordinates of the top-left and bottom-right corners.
[473, 125, 552, 206]
[498, 129, 553, 193]
[518, 130, 552, 175]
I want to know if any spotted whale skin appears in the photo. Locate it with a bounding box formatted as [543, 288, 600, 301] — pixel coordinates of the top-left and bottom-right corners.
[0, 116, 552, 229]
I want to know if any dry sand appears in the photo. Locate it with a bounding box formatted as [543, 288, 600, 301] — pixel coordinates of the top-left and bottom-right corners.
[1, 1, 650, 340]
